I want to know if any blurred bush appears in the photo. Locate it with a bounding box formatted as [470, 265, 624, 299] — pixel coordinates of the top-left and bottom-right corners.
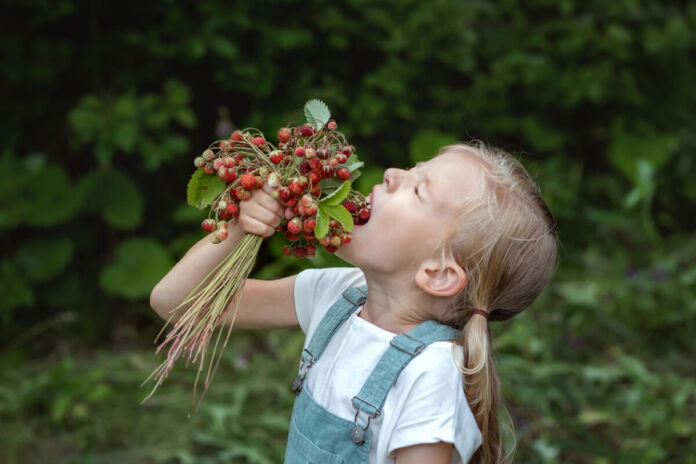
[1, 0, 694, 462]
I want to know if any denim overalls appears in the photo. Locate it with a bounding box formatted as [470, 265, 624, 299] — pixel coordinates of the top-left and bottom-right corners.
[284, 284, 461, 464]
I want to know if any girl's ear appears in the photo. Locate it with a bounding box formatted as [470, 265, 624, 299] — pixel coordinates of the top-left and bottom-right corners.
[414, 258, 467, 297]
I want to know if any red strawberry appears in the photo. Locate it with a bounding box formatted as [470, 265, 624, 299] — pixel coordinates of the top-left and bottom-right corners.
[279, 187, 292, 201]
[240, 174, 256, 190]
[235, 187, 251, 201]
[287, 217, 302, 235]
[254, 175, 263, 189]
[359, 208, 371, 221]
[201, 218, 217, 232]
[252, 136, 266, 147]
[292, 246, 307, 259]
[337, 168, 350, 180]
[295, 146, 306, 157]
[327, 121, 337, 130]
[282, 196, 298, 208]
[282, 245, 292, 256]
[226, 202, 239, 217]
[342, 201, 356, 213]
[303, 217, 316, 233]
[307, 170, 321, 184]
[230, 130, 243, 141]
[301, 123, 314, 137]
[278, 127, 291, 143]
[321, 164, 335, 178]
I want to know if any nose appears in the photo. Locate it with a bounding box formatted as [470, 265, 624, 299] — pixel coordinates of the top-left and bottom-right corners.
[383, 167, 410, 193]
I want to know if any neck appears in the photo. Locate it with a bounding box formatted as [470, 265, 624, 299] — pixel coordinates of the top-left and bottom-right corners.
[357, 269, 444, 334]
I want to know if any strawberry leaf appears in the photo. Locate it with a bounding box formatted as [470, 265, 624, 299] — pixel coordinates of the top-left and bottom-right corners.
[319, 180, 351, 206]
[187, 168, 226, 210]
[346, 154, 364, 172]
[314, 206, 330, 239]
[323, 204, 354, 232]
[304, 99, 331, 130]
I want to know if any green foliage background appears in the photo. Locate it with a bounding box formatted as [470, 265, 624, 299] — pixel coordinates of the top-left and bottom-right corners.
[1, 1, 695, 462]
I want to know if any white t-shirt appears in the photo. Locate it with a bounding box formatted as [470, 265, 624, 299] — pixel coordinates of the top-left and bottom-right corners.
[293, 266, 482, 464]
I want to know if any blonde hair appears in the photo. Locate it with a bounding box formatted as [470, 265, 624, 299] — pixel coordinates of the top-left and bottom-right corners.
[433, 141, 559, 463]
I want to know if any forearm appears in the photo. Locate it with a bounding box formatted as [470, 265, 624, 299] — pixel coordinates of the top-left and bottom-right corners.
[149, 220, 248, 322]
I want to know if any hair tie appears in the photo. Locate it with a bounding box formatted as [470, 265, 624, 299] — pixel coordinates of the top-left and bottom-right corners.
[470, 309, 489, 320]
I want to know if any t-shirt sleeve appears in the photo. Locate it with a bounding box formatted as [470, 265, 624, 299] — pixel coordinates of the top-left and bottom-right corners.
[293, 266, 366, 336]
[387, 351, 482, 463]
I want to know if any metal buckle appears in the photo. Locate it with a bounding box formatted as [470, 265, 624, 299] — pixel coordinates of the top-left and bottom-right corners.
[390, 333, 426, 356]
[351, 395, 381, 418]
[292, 349, 315, 395]
[350, 395, 380, 446]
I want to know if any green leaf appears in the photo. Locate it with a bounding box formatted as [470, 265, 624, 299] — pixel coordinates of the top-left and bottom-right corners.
[304, 99, 331, 130]
[323, 204, 354, 232]
[187, 168, 226, 210]
[319, 180, 351, 206]
[99, 237, 174, 301]
[15, 236, 74, 282]
[314, 207, 330, 239]
[76, 168, 144, 230]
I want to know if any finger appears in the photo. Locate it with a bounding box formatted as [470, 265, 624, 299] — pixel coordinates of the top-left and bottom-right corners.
[243, 201, 282, 227]
[254, 190, 284, 217]
[240, 216, 276, 238]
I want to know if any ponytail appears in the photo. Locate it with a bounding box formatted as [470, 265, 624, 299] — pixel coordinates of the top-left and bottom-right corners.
[455, 312, 507, 464]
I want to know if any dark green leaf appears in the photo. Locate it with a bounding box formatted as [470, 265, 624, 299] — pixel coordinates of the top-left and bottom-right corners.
[187, 168, 226, 210]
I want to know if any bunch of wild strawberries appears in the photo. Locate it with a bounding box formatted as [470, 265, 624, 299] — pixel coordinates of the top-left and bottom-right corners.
[192, 120, 371, 258]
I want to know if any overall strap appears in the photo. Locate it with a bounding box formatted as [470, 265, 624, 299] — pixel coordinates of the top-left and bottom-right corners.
[350, 320, 461, 418]
[299, 284, 368, 367]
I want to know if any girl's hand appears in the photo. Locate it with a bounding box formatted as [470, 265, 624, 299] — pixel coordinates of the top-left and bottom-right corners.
[238, 181, 285, 238]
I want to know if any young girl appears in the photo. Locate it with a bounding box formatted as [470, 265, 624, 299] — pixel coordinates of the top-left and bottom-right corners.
[150, 141, 559, 464]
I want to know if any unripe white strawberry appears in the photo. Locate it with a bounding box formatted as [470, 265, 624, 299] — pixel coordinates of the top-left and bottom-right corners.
[217, 200, 227, 211]
[202, 149, 215, 161]
[217, 220, 228, 230]
[215, 228, 228, 240]
[267, 172, 281, 188]
[194, 156, 206, 168]
[301, 194, 313, 207]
